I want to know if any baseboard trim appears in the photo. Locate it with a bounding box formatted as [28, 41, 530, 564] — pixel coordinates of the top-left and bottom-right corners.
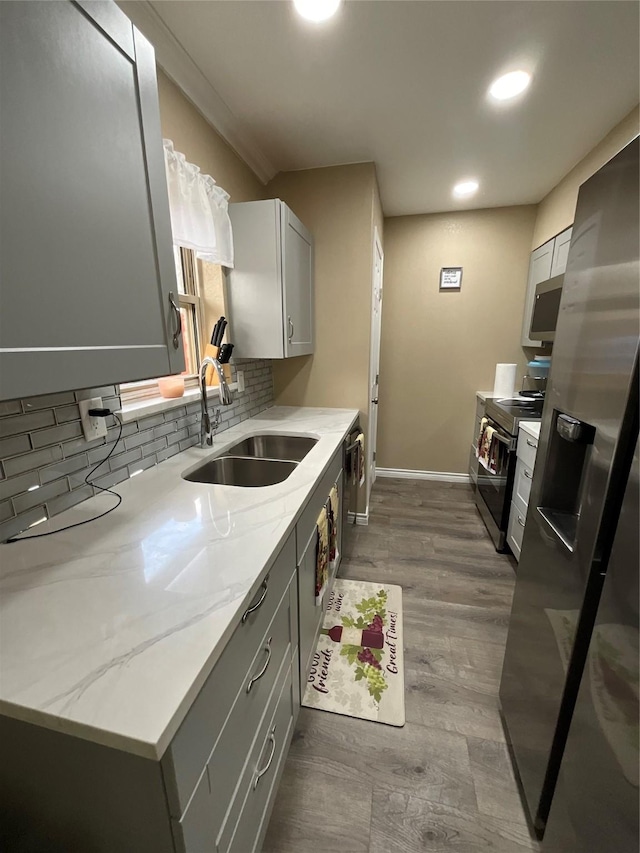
[347, 511, 369, 526]
[376, 468, 471, 484]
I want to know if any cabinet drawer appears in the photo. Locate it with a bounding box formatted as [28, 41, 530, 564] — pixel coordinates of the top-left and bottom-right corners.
[507, 500, 527, 561]
[163, 531, 296, 816]
[205, 589, 293, 837]
[517, 429, 539, 470]
[218, 659, 295, 853]
[296, 450, 342, 563]
[514, 458, 534, 508]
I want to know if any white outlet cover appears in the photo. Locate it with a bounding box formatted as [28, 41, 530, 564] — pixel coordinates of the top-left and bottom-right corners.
[237, 371, 245, 393]
[79, 397, 108, 442]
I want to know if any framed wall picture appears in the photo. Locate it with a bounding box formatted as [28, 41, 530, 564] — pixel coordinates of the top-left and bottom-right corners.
[439, 267, 463, 291]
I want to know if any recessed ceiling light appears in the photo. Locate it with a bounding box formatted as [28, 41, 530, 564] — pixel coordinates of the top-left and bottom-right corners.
[489, 70, 532, 102]
[293, 0, 341, 22]
[453, 180, 479, 199]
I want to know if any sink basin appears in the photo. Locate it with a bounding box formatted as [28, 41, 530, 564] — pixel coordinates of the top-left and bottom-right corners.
[182, 456, 297, 487]
[224, 434, 317, 462]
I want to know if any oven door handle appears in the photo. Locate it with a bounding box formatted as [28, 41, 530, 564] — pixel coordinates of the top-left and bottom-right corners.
[491, 430, 512, 447]
[484, 422, 516, 451]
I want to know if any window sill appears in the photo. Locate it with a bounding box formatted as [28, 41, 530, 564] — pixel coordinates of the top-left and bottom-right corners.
[118, 383, 239, 424]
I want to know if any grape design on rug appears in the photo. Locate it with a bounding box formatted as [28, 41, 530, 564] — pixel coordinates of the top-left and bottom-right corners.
[303, 578, 405, 726]
[334, 588, 389, 703]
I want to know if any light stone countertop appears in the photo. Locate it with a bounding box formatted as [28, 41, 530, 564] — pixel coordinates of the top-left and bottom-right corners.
[519, 421, 541, 440]
[0, 406, 358, 760]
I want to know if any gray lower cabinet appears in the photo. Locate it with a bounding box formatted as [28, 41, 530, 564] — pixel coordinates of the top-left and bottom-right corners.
[0, 0, 183, 401]
[0, 533, 299, 853]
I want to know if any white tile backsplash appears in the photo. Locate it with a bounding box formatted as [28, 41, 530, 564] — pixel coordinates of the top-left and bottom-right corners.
[0, 359, 273, 542]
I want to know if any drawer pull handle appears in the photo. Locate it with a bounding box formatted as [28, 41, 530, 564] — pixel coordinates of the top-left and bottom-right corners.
[526, 439, 537, 448]
[247, 638, 272, 693]
[524, 470, 532, 479]
[518, 515, 526, 527]
[254, 726, 277, 789]
[242, 578, 268, 623]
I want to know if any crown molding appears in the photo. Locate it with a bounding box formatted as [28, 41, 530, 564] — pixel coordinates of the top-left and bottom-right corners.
[119, 1, 276, 185]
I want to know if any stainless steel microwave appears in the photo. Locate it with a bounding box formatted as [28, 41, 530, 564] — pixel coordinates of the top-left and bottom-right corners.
[530, 274, 563, 342]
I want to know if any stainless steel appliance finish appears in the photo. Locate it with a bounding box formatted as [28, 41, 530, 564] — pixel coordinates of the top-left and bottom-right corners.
[342, 422, 361, 539]
[542, 436, 639, 853]
[476, 397, 543, 551]
[183, 456, 297, 487]
[485, 397, 544, 434]
[531, 274, 564, 342]
[223, 434, 317, 462]
[499, 138, 639, 837]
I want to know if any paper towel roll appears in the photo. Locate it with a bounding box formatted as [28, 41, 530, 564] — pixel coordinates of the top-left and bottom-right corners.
[493, 363, 517, 398]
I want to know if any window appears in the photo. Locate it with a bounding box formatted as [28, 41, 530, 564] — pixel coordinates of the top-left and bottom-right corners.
[120, 248, 229, 404]
[174, 246, 204, 377]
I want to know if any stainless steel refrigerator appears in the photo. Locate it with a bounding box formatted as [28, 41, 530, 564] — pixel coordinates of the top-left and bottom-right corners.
[542, 436, 638, 852]
[499, 136, 639, 840]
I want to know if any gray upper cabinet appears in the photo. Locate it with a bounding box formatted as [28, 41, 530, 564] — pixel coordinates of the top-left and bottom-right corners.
[521, 225, 573, 346]
[521, 239, 553, 347]
[550, 226, 573, 277]
[228, 200, 314, 359]
[0, 0, 184, 401]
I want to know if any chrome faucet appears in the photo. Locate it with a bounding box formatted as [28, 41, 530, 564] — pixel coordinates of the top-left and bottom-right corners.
[199, 356, 233, 447]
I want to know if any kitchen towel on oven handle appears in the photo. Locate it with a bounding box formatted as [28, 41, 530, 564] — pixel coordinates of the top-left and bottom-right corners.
[328, 483, 340, 570]
[315, 506, 329, 607]
[476, 418, 498, 473]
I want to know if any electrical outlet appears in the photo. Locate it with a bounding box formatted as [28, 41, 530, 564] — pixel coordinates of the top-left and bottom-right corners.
[79, 397, 108, 442]
[237, 371, 245, 393]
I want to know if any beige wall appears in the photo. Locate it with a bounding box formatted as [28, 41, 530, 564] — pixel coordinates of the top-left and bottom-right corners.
[377, 206, 536, 474]
[266, 163, 380, 511]
[532, 105, 639, 248]
[157, 70, 264, 203]
[267, 163, 378, 415]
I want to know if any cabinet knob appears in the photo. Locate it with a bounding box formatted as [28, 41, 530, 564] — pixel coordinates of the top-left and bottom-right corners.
[288, 316, 294, 342]
[168, 292, 182, 349]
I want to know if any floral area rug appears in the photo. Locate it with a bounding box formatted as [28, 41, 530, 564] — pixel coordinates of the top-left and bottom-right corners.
[302, 578, 405, 726]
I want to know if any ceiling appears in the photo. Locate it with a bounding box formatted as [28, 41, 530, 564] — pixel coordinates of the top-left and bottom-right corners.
[122, 0, 639, 216]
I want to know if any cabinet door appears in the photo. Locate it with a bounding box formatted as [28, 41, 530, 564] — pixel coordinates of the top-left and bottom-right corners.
[280, 204, 314, 358]
[521, 239, 553, 346]
[227, 200, 284, 359]
[550, 226, 573, 277]
[0, 0, 183, 401]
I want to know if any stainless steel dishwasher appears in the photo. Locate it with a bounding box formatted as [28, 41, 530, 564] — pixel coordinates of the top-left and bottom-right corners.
[341, 422, 362, 562]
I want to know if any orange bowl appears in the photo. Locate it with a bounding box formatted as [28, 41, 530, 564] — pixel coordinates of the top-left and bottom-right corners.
[158, 376, 185, 399]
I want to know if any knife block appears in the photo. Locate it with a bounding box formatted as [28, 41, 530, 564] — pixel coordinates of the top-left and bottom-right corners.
[203, 344, 232, 386]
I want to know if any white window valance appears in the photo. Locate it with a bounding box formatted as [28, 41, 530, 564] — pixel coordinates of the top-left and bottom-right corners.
[163, 139, 234, 268]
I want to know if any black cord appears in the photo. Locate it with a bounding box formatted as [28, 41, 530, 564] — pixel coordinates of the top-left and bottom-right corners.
[6, 413, 124, 543]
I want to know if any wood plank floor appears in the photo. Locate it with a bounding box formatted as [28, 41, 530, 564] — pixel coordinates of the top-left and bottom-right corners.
[263, 478, 540, 853]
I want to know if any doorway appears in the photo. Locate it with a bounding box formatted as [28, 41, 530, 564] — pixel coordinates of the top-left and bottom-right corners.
[367, 227, 384, 511]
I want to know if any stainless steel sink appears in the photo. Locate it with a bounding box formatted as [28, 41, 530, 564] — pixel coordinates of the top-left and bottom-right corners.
[223, 434, 317, 462]
[182, 456, 297, 487]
